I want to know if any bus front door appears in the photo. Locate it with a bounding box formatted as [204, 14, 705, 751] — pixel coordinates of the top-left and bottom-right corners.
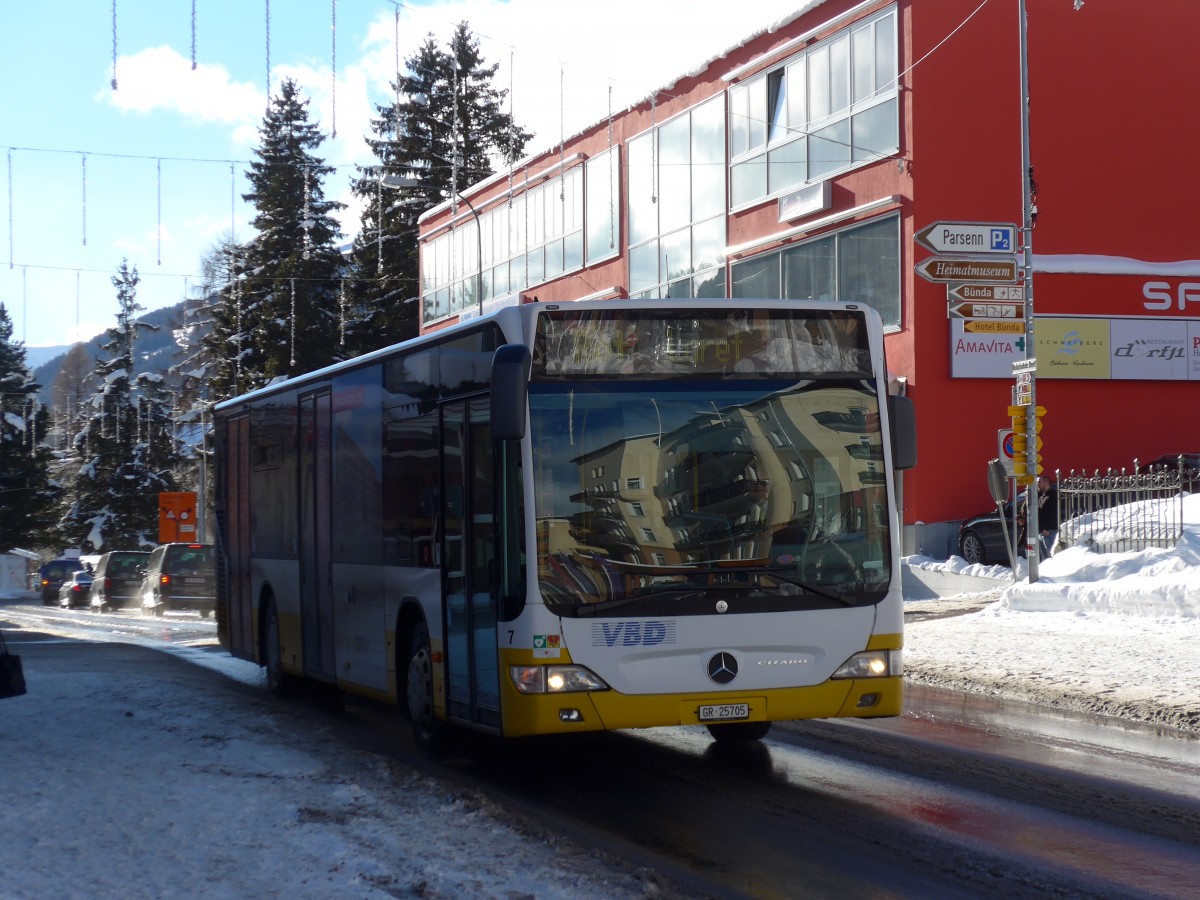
[442, 398, 500, 729]
[299, 389, 336, 681]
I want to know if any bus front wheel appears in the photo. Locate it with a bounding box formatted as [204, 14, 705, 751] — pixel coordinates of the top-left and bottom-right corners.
[264, 597, 298, 699]
[405, 620, 447, 754]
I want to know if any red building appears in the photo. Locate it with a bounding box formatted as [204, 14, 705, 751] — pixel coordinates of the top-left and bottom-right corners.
[416, 0, 1200, 554]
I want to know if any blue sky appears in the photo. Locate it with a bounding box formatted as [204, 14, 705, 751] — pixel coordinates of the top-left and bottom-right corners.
[1, 0, 806, 350]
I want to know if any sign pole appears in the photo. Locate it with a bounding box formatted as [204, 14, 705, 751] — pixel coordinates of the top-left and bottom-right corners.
[1019, 0, 1039, 582]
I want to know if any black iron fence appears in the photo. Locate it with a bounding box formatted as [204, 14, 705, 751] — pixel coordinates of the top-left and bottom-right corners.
[1053, 457, 1194, 554]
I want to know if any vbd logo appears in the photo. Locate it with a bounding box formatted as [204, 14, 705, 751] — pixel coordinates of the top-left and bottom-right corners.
[591, 621, 677, 647]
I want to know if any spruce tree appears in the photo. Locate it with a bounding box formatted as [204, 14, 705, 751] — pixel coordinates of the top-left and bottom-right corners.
[59, 261, 182, 551]
[343, 24, 532, 355]
[0, 302, 56, 553]
[233, 78, 346, 390]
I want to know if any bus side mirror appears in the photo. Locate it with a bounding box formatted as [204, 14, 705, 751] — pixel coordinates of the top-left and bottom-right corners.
[491, 343, 532, 441]
[887, 393, 917, 471]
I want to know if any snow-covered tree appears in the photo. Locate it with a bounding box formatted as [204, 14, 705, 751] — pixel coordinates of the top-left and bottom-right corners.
[343, 23, 532, 355]
[204, 78, 346, 396]
[0, 302, 56, 552]
[58, 262, 183, 551]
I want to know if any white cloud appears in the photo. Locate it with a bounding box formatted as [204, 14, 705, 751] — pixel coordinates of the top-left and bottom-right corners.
[100, 46, 264, 127]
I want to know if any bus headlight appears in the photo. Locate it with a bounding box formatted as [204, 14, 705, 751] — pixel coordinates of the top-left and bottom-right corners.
[831, 649, 902, 679]
[509, 665, 609, 694]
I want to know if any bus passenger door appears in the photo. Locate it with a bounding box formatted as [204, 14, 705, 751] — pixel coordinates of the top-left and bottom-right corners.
[442, 398, 500, 728]
[299, 389, 336, 680]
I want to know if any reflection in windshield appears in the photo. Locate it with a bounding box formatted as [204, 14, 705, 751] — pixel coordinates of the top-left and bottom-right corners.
[530, 380, 890, 615]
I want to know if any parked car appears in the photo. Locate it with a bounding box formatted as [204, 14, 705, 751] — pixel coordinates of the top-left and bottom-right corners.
[140, 543, 216, 618]
[57, 571, 94, 609]
[957, 501, 1020, 566]
[90, 550, 151, 612]
[38, 558, 81, 605]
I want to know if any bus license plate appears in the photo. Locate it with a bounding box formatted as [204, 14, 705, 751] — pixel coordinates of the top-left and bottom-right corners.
[699, 703, 750, 722]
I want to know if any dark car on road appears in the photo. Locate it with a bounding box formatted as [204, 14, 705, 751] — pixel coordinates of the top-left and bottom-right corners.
[58, 571, 94, 609]
[90, 550, 151, 612]
[38, 559, 82, 605]
[140, 543, 216, 618]
[957, 501, 1020, 566]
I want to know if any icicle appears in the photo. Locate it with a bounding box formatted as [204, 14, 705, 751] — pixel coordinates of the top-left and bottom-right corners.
[264, 0, 271, 110]
[302, 164, 312, 260]
[156, 158, 162, 266]
[111, 0, 118, 90]
[191, 0, 197, 70]
[330, 0, 337, 139]
[81, 153, 88, 246]
[290, 277, 296, 367]
[650, 94, 657, 204]
[7, 148, 12, 269]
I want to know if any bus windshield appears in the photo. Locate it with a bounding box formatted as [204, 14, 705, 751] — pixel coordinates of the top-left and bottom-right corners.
[530, 307, 890, 618]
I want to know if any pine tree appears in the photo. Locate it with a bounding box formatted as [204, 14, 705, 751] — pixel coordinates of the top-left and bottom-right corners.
[227, 78, 346, 391]
[343, 24, 532, 355]
[59, 262, 182, 551]
[0, 302, 56, 553]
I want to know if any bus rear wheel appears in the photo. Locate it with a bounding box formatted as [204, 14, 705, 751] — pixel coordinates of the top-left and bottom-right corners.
[706, 721, 772, 743]
[405, 620, 447, 754]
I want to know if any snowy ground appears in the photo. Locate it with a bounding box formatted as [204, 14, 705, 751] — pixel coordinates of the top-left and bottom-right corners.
[2, 495, 1197, 897]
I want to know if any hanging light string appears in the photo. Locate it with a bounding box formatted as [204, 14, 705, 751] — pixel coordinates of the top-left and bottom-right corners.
[264, 0, 271, 110]
[507, 50, 514, 203]
[607, 86, 614, 250]
[191, 0, 197, 70]
[649, 93, 657, 204]
[558, 64, 565, 201]
[111, 0, 119, 90]
[229, 162, 236, 241]
[302, 164, 312, 260]
[7, 148, 12, 269]
[156, 158, 163, 266]
[339, 278, 346, 346]
[330, 0, 338, 139]
[289, 276, 296, 367]
[376, 178, 383, 275]
[81, 154, 88, 246]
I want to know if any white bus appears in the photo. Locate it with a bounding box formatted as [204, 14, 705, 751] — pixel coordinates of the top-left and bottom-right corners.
[213, 299, 916, 749]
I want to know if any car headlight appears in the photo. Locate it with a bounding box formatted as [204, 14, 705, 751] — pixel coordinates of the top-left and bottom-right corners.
[509, 665, 609, 694]
[831, 649, 902, 679]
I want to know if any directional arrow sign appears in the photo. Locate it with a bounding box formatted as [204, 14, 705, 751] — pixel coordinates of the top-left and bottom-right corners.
[949, 283, 1024, 302]
[916, 257, 1020, 283]
[948, 300, 1025, 320]
[963, 320, 1025, 334]
[915, 221, 1018, 254]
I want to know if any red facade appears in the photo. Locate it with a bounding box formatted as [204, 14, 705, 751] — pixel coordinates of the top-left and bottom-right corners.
[418, 0, 1200, 542]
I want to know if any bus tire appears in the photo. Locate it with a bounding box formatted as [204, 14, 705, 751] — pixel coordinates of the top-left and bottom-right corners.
[405, 620, 448, 754]
[706, 721, 772, 743]
[263, 595, 298, 699]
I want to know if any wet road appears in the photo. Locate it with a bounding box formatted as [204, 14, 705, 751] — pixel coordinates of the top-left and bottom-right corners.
[4, 597, 1198, 898]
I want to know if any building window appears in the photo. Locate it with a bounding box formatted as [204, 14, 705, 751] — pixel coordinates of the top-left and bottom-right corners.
[420, 165, 585, 326]
[585, 147, 619, 265]
[731, 213, 900, 329]
[729, 6, 898, 210]
[628, 95, 727, 300]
